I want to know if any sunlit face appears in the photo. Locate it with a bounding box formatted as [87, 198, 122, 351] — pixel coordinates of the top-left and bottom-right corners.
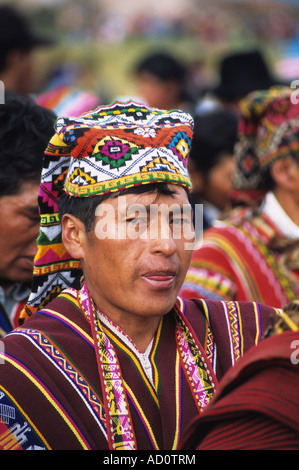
[72, 185, 194, 325]
[0, 181, 40, 287]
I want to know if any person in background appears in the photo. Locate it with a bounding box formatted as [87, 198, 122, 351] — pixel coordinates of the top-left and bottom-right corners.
[180, 86, 299, 308]
[0, 101, 277, 450]
[0, 5, 53, 97]
[196, 49, 282, 116]
[134, 51, 195, 114]
[187, 109, 238, 231]
[0, 92, 56, 336]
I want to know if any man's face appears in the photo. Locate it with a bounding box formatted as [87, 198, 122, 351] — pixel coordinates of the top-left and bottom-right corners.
[188, 153, 236, 211]
[75, 185, 194, 325]
[203, 154, 236, 211]
[136, 72, 181, 110]
[0, 180, 40, 287]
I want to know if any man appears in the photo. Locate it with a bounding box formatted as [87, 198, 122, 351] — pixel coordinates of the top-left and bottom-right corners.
[0, 101, 278, 450]
[187, 109, 238, 231]
[0, 92, 56, 336]
[0, 5, 53, 97]
[181, 86, 299, 308]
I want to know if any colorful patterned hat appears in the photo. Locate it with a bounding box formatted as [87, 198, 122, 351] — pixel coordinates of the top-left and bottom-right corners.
[20, 100, 193, 322]
[234, 86, 299, 190]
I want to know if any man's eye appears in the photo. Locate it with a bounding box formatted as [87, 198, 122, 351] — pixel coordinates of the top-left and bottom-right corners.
[171, 218, 183, 225]
[171, 217, 190, 225]
[29, 215, 40, 222]
[24, 212, 40, 223]
[127, 217, 147, 224]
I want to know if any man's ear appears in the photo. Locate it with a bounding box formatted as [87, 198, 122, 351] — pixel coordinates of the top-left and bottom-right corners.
[61, 214, 86, 260]
[270, 157, 299, 191]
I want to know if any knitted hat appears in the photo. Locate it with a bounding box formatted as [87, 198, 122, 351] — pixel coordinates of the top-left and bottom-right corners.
[234, 86, 299, 190]
[20, 100, 193, 322]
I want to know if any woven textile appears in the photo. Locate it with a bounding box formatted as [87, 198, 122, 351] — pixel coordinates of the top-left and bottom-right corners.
[0, 291, 275, 449]
[181, 329, 299, 450]
[60, 105, 192, 197]
[19, 101, 193, 323]
[180, 206, 299, 308]
[234, 86, 299, 190]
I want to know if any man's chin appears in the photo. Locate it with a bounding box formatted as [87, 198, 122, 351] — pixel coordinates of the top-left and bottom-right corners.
[137, 292, 179, 317]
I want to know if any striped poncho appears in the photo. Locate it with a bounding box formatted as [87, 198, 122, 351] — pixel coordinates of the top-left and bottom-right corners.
[181, 206, 299, 308]
[0, 287, 276, 450]
[181, 330, 299, 450]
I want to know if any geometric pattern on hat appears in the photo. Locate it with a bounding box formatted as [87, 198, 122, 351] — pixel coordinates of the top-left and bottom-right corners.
[140, 156, 182, 174]
[234, 86, 299, 190]
[234, 139, 261, 190]
[166, 131, 191, 164]
[19, 100, 194, 324]
[59, 103, 193, 197]
[92, 136, 139, 169]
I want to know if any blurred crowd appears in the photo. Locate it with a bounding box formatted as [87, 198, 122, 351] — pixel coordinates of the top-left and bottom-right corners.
[33, 0, 299, 44]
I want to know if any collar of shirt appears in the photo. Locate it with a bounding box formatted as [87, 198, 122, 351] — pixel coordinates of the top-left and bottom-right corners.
[260, 191, 299, 240]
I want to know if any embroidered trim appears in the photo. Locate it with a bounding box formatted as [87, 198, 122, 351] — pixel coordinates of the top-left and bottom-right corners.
[174, 299, 217, 412]
[0, 352, 92, 449]
[10, 328, 107, 441]
[79, 284, 136, 450]
[78, 284, 217, 449]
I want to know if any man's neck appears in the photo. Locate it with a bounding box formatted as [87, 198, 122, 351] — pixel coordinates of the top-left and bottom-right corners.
[102, 311, 161, 353]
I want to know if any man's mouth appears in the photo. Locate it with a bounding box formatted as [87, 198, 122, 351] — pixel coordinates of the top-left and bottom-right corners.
[142, 270, 176, 290]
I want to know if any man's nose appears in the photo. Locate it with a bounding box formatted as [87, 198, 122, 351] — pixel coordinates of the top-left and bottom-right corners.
[149, 219, 177, 257]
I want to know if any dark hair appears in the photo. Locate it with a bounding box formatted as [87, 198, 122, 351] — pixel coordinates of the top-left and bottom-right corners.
[58, 182, 190, 232]
[0, 91, 56, 196]
[135, 52, 194, 103]
[190, 109, 238, 174]
[136, 52, 187, 83]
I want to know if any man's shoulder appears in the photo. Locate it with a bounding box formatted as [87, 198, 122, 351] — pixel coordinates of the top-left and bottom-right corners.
[184, 297, 276, 321]
[3, 288, 85, 348]
[183, 297, 276, 347]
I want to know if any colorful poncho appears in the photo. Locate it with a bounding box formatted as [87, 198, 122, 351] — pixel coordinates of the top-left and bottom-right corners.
[181, 330, 299, 450]
[0, 286, 276, 450]
[180, 205, 299, 308]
